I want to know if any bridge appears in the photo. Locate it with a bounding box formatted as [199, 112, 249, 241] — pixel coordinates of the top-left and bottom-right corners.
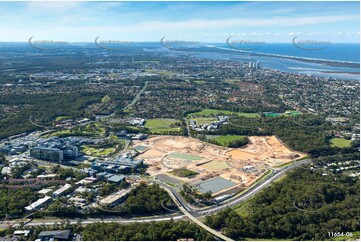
[161, 186, 234, 241]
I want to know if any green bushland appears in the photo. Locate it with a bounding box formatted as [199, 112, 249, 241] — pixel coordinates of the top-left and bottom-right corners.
[205, 167, 360, 240]
[180, 184, 212, 204]
[110, 183, 173, 216]
[43, 123, 106, 138]
[208, 135, 249, 148]
[0, 188, 39, 219]
[0, 86, 138, 140]
[207, 114, 359, 157]
[81, 221, 214, 241]
[170, 168, 198, 178]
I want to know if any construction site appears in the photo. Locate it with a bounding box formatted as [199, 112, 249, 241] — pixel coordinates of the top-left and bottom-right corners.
[131, 135, 306, 196]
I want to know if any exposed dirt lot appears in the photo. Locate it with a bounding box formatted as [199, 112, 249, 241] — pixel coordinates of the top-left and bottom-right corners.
[227, 136, 305, 167]
[131, 135, 306, 194]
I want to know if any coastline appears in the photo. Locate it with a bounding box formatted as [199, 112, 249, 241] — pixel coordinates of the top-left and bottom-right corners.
[204, 45, 360, 67]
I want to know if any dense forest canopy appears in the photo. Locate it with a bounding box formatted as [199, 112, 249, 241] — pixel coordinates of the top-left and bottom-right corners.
[205, 168, 360, 240]
[81, 221, 214, 241]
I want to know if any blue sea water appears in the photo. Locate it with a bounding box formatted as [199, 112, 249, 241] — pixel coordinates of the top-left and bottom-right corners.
[192, 43, 360, 81]
[2, 42, 359, 80]
[212, 43, 360, 63]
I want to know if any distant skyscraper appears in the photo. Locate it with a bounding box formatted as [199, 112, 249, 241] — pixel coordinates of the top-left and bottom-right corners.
[248, 61, 260, 70]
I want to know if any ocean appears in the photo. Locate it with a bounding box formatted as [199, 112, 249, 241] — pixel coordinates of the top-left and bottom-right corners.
[195, 43, 360, 81]
[212, 43, 360, 63]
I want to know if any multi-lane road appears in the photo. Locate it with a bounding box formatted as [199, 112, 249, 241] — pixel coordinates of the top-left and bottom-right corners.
[2, 159, 312, 240]
[154, 159, 312, 218]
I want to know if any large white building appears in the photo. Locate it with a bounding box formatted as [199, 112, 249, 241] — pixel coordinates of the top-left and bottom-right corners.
[52, 184, 72, 198]
[25, 196, 52, 212]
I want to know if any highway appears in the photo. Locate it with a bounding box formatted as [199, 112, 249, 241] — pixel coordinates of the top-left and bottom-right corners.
[3, 159, 312, 241]
[154, 159, 312, 217]
[123, 81, 149, 111]
[161, 186, 234, 241]
[1, 214, 185, 228]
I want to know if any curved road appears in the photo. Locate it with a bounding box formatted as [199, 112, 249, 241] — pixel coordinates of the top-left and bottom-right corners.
[3, 159, 312, 240]
[154, 159, 312, 217]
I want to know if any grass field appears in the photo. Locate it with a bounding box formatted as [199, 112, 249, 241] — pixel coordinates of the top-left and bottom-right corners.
[81, 136, 124, 157]
[191, 117, 218, 125]
[144, 118, 182, 134]
[168, 152, 203, 160]
[187, 109, 259, 118]
[200, 160, 231, 171]
[330, 138, 352, 148]
[209, 135, 247, 147]
[143, 69, 174, 75]
[101, 95, 111, 103]
[285, 110, 301, 116]
[55, 116, 70, 122]
[81, 146, 115, 157]
[170, 168, 198, 178]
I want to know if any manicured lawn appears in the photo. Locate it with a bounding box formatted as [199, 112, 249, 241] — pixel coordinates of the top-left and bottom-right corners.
[81, 146, 114, 157]
[209, 135, 247, 147]
[168, 152, 203, 160]
[145, 118, 182, 134]
[187, 109, 259, 118]
[170, 168, 198, 178]
[330, 138, 352, 148]
[145, 118, 177, 128]
[191, 117, 218, 125]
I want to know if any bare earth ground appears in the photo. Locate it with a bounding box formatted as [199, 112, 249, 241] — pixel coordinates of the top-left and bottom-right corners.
[131, 135, 306, 195]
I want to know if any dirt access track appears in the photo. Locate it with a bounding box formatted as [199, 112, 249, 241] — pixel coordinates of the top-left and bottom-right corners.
[131, 135, 306, 194]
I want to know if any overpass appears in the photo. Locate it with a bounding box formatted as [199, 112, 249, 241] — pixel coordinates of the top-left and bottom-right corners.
[161, 186, 234, 241]
[3, 159, 312, 241]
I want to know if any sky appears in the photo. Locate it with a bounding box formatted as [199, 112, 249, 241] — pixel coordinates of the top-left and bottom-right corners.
[0, 1, 359, 43]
